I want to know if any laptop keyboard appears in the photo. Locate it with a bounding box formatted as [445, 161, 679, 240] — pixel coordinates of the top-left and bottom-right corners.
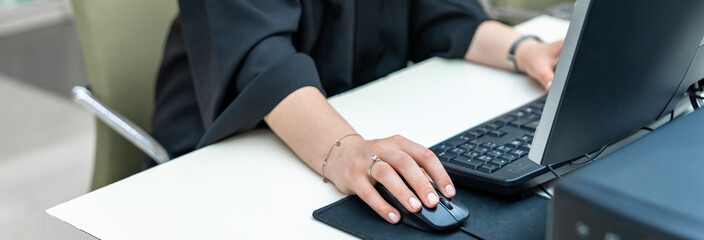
[431, 97, 547, 194]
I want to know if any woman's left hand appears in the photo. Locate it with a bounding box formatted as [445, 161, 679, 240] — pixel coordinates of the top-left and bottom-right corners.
[515, 39, 564, 90]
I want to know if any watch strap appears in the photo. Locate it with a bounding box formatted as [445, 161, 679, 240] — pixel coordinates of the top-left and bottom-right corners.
[508, 35, 542, 73]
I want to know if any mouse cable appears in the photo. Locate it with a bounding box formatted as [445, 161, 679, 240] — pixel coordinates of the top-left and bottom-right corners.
[538, 185, 553, 199]
[459, 226, 486, 240]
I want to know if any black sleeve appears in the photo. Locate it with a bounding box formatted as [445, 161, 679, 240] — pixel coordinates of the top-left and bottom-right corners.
[177, 0, 326, 148]
[409, 0, 490, 62]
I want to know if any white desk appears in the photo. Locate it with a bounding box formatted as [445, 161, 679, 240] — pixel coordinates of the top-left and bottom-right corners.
[47, 16, 569, 239]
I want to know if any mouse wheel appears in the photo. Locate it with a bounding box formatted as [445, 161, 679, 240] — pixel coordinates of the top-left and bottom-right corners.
[440, 198, 453, 210]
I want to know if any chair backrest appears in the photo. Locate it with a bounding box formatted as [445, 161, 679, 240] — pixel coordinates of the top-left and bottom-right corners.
[71, 0, 177, 189]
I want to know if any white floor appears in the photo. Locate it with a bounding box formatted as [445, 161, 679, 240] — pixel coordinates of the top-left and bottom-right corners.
[0, 74, 96, 239]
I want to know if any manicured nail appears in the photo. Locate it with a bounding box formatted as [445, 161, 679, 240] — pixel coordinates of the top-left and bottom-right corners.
[427, 192, 439, 205]
[388, 212, 400, 223]
[445, 184, 456, 197]
[409, 197, 421, 210]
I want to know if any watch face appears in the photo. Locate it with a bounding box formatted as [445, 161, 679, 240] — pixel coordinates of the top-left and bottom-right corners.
[507, 57, 518, 72]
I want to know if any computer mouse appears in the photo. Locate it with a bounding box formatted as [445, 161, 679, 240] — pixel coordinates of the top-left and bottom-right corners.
[374, 180, 470, 232]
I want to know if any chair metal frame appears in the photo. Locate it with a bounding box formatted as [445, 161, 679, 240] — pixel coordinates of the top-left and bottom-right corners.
[72, 86, 170, 164]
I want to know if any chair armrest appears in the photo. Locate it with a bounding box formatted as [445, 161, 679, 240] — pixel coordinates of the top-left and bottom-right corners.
[72, 86, 170, 164]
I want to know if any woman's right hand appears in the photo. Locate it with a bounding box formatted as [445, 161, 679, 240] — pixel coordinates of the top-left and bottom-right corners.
[263, 87, 456, 224]
[325, 135, 457, 224]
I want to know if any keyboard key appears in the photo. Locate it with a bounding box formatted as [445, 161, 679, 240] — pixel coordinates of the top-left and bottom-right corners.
[518, 135, 533, 142]
[450, 156, 484, 169]
[448, 155, 468, 165]
[432, 144, 452, 155]
[509, 114, 541, 127]
[481, 142, 498, 149]
[459, 143, 475, 151]
[445, 136, 469, 147]
[477, 155, 494, 163]
[476, 127, 491, 133]
[506, 140, 524, 149]
[496, 116, 516, 125]
[524, 107, 537, 114]
[510, 149, 528, 157]
[479, 163, 500, 173]
[512, 111, 527, 119]
[495, 145, 513, 152]
[431, 147, 444, 155]
[500, 153, 518, 162]
[437, 152, 455, 162]
[449, 148, 466, 156]
[472, 147, 490, 154]
[484, 123, 502, 130]
[522, 121, 540, 131]
[487, 130, 507, 138]
[519, 143, 532, 152]
[438, 144, 453, 151]
[530, 101, 546, 109]
[442, 150, 459, 157]
[487, 150, 503, 158]
[463, 151, 481, 159]
[469, 139, 484, 146]
[491, 158, 510, 167]
[465, 130, 484, 139]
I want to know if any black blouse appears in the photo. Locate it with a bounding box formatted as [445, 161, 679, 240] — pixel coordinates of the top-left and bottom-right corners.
[152, 0, 489, 159]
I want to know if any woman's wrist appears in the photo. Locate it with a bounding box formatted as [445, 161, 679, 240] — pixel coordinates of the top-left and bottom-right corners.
[514, 38, 543, 73]
[324, 136, 367, 194]
[322, 133, 363, 182]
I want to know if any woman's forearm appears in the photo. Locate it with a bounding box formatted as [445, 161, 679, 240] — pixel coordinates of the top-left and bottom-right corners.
[464, 20, 531, 70]
[263, 86, 359, 178]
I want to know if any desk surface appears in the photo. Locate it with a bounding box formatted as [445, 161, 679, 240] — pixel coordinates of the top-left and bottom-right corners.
[47, 16, 569, 239]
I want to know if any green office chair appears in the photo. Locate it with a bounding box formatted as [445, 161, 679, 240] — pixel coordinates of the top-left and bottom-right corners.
[70, 0, 178, 190]
[478, 0, 575, 24]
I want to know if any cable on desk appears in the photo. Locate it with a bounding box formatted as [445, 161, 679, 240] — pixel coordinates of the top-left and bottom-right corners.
[570, 145, 608, 165]
[539, 185, 553, 199]
[687, 81, 704, 109]
[641, 127, 655, 131]
[547, 164, 563, 181]
[459, 226, 485, 240]
[584, 145, 608, 160]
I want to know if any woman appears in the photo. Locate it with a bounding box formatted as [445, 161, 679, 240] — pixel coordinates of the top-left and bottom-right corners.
[152, 0, 563, 224]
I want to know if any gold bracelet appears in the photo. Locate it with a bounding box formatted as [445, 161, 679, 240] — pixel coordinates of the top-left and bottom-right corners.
[322, 133, 361, 183]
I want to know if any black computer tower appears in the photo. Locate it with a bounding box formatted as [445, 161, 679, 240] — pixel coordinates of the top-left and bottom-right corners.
[549, 109, 704, 239]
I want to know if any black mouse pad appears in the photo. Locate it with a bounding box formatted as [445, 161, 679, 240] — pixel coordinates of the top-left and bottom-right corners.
[313, 188, 547, 240]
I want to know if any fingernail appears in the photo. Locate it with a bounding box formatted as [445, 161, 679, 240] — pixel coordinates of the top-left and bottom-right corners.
[546, 81, 552, 89]
[388, 212, 400, 223]
[445, 184, 456, 197]
[427, 192, 439, 205]
[409, 197, 421, 210]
